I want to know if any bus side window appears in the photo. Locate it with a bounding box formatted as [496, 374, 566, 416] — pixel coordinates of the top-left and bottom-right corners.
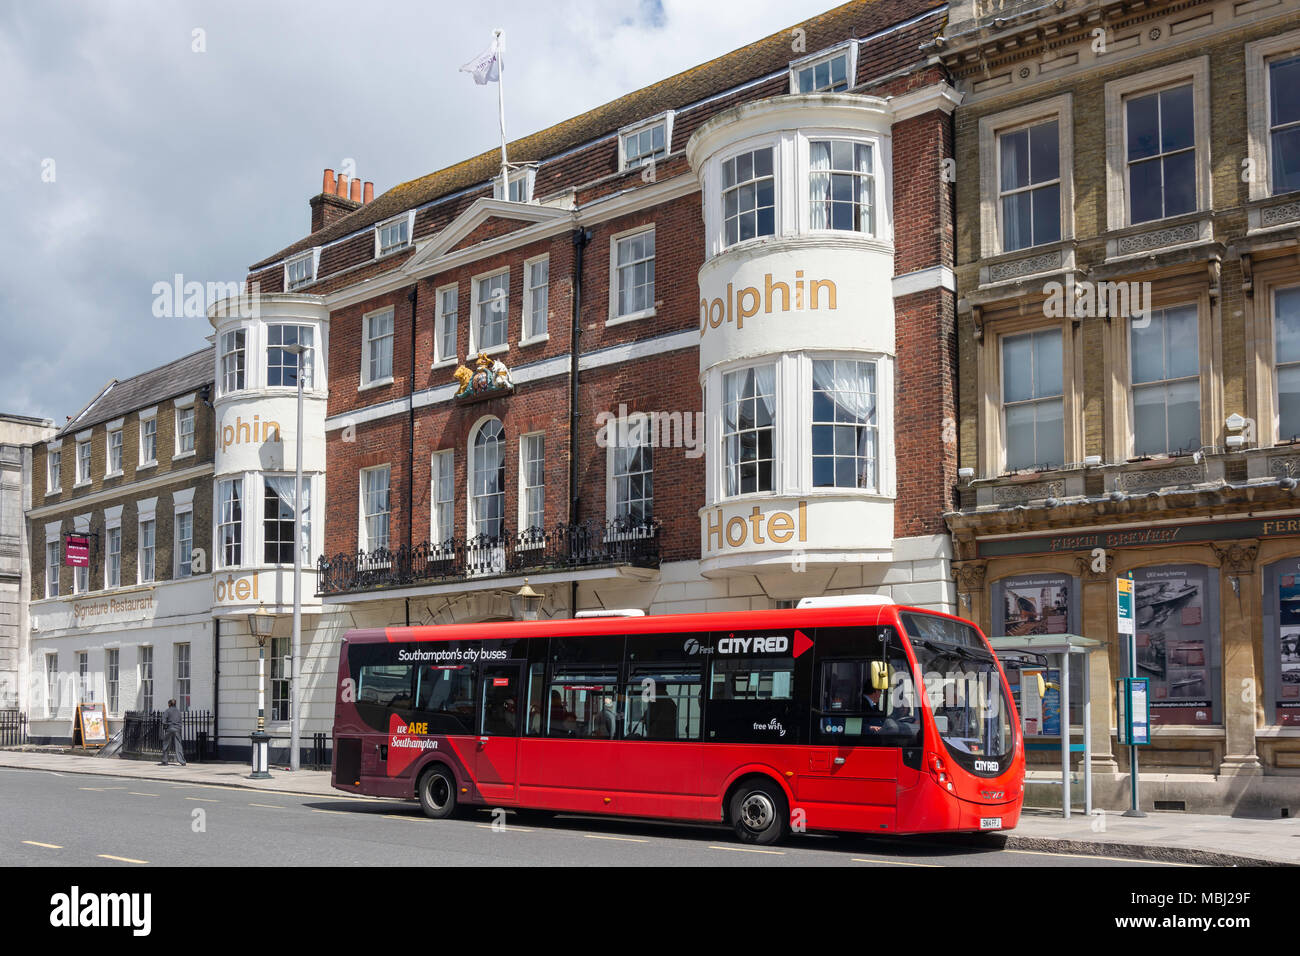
[412, 665, 475, 735]
[354, 664, 414, 733]
[624, 667, 702, 741]
[526, 662, 546, 735]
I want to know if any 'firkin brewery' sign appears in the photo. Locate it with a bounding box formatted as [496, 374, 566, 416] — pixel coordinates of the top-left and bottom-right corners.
[979, 516, 1300, 559]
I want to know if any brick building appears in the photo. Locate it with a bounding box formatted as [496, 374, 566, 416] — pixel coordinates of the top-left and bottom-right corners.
[236, 0, 963, 663]
[940, 0, 1300, 812]
[25, 349, 216, 743]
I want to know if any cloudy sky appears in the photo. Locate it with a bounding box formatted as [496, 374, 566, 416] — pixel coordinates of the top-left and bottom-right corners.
[0, 0, 840, 424]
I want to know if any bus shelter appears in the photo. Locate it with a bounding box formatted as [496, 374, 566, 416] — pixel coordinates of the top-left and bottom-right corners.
[988, 634, 1103, 819]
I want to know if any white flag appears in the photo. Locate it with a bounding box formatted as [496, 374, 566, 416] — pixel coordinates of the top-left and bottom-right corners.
[460, 36, 500, 85]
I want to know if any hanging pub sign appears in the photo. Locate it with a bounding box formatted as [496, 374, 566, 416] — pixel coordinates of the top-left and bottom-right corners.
[65, 534, 90, 568]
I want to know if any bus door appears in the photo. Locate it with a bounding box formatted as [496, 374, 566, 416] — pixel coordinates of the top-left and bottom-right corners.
[800, 628, 917, 831]
[476, 663, 523, 803]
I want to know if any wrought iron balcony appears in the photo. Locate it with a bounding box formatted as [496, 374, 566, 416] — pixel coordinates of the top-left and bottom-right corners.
[316, 518, 660, 597]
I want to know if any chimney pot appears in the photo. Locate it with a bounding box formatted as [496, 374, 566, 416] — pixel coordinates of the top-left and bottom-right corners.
[336, 172, 350, 198]
[350, 177, 362, 202]
[322, 168, 336, 195]
[363, 181, 374, 204]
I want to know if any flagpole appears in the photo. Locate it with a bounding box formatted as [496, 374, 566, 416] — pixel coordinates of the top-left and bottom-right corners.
[495, 28, 508, 200]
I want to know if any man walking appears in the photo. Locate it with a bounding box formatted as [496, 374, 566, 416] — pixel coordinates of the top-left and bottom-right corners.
[159, 698, 186, 766]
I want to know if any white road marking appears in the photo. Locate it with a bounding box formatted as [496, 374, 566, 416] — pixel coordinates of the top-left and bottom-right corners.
[708, 845, 784, 855]
[98, 854, 148, 864]
[23, 840, 62, 849]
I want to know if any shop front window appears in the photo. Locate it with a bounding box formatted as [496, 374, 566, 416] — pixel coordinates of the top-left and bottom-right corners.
[1127, 564, 1220, 725]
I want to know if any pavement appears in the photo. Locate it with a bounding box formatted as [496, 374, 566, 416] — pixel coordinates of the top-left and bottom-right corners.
[1, 748, 1295, 865]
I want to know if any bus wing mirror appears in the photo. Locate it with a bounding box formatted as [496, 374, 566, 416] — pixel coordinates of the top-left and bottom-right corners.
[871, 661, 890, 691]
[1036, 674, 1047, 699]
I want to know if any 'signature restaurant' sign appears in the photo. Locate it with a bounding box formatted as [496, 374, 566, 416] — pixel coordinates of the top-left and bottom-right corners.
[978, 516, 1300, 559]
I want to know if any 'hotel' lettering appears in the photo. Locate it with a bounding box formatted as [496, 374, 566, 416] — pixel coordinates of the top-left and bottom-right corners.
[706, 502, 807, 551]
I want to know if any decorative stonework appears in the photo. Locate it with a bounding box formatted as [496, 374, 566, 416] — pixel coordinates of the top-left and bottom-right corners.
[992, 480, 1064, 503]
[953, 561, 987, 592]
[1212, 540, 1259, 575]
[1073, 553, 1112, 582]
[1267, 455, 1300, 479]
[1261, 201, 1300, 228]
[1114, 222, 1199, 256]
[986, 250, 1062, 283]
[1118, 466, 1202, 492]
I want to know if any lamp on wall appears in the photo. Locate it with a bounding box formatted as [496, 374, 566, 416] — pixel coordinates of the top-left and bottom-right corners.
[512, 579, 543, 621]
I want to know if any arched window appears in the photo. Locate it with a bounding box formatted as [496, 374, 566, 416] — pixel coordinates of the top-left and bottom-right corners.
[470, 419, 505, 539]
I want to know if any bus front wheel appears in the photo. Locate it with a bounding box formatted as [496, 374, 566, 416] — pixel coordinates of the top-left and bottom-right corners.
[417, 765, 457, 819]
[729, 779, 788, 845]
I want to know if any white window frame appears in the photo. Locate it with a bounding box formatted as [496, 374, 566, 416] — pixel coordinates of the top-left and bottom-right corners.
[74, 432, 92, 487]
[617, 111, 674, 171]
[518, 432, 545, 544]
[106, 419, 124, 476]
[139, 645, 154, 713]
[430, 449, 455, 548]
[719, 142, 779, 250]
[999, 329, 1066, 473]
[788, 41, 858, 94]
[174, 488, 195, 579]
[978, 94, 1074, 258]
[467, 418, 506, 541]
[806, 137, 877, 236]
[1104, 58, 1211, 232]
[720, 361, 780, 499]
[360, 307, 395, 389]
[106, 648, 120, 715]
[219, 327, 246, 395]
[266, 323, 315, 390]
[471, 267, 510, 358]
[374, 211, 416, 257]
[44, 521, 61, 599]
[72, 514, 91, 595]
[604, 420, 654, 532]
[174, 642, 191, 711]
[1274, 285, 1300, 443]
[216, 477, 244, 569]
[521, 255, 549, 345]
[433, 283, 459, 368]
[359, 465, 392, 554]
[261, 474, 310, 567]
[137, 407, 158, 469]
[1246, 28, 1300, 201]
[173, 396, 195, 459]
[1126, 304, 1203, 460]
[45, 652, 58, 717]
[493, 167, 537, 203]
[104, 505, 123, 589]
[608, 226, 656, 325]
[77, 651, 88, 703]
[137, 496, 158, 584]
[284, 248, 319, 290]
[46, 443, 61, 495]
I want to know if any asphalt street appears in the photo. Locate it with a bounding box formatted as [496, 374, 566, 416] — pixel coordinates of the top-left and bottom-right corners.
[1, 767, 1183, 867]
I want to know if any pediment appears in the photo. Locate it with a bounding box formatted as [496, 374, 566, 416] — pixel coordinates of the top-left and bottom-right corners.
[402, 197, 572, 274]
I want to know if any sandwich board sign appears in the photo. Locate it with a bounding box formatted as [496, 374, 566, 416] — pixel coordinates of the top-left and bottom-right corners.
[75, 702, 109, 748]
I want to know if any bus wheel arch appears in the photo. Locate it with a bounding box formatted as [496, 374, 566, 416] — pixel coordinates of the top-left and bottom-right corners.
[722, 771, 793, 845]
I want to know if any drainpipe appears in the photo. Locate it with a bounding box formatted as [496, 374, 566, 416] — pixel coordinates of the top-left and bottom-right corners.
[407, 285, 418, 557]
[212, 617, 219, 758]
[569, 228, 590, 616]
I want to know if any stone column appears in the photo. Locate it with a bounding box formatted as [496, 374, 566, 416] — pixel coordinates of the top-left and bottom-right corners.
[953, 560, 987, 631]
[1213, 540, 1263, 776]
[1075, 553, 1119, 774]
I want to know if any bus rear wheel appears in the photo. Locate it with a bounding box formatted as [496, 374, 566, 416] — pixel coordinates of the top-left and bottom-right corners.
[729, 779, 788, 846]
[417, 765, 457, 819]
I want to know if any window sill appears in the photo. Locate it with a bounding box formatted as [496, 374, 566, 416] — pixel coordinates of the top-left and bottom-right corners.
[431, 357, 459, 371]
[517, 334, 548, 348]
[73, 480, 91, 489]
[358, 378, 394, 393]
[104, 470, 123, 480]
[467, 344, 509, 361]
[172, 451, 195, 462]
[606, 307, 656, 327]
[137, 462, 158, 472]
[376, 244, 411, 260]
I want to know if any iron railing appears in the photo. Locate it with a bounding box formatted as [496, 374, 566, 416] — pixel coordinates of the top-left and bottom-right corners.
[317, 518, 660, 596]
[0, 710, 27, 747]
[121, 710, 215, 762]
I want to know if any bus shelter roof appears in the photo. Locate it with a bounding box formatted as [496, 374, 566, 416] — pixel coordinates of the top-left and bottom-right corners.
[987, 634, 1104, 656]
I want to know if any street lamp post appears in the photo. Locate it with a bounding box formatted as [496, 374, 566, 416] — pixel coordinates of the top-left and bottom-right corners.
[284, 342, 307, 772]
[247, 606, 274, 779]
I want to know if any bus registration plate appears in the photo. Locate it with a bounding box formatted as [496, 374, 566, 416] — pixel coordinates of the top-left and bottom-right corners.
[979, 817, 1002, 830]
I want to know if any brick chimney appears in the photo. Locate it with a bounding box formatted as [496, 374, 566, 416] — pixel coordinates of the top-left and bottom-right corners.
[309, 167, 374, 234]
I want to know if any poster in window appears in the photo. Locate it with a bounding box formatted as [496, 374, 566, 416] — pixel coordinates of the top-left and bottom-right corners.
[1133, 565, 1213, 724]
[1278, 572, 1300, 725]
[999, 574, 1071, 636]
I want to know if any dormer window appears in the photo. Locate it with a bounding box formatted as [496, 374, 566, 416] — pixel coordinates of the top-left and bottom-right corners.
[493, 167, 536, 203]
[789, 42, 857, 94]
[619, 112, 674, 171]
[375, 212, 414, 256]
[285, 251, 317, 290]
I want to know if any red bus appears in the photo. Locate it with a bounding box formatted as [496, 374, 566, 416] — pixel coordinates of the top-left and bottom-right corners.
[330, 599, 1024, 844]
